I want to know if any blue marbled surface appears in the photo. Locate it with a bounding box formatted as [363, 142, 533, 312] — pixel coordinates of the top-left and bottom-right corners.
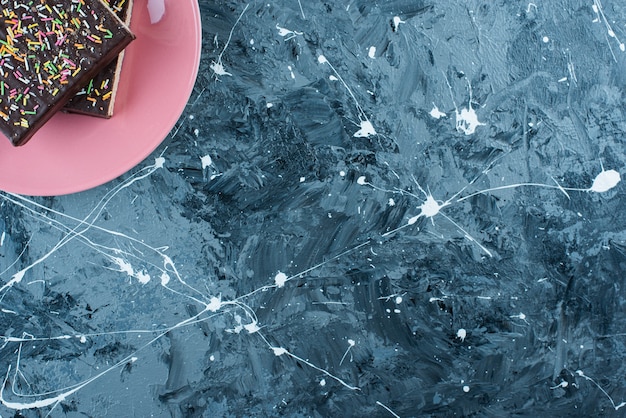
[1, 0, 626, 416]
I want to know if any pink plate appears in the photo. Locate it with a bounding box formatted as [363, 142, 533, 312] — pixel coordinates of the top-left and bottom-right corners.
[0, 0, 202, 196]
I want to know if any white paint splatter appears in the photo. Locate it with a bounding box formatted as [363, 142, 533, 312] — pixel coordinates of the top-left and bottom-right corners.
[444, 73, 485, 135]
[274, 271, 288, 288]
[318, 54, 376, 138]
[135, 270, 151, 285]
[210, 62, 232, 77]
[590, 169, 620, 193]
[353, 120, 377, 138]
[110, 257, 150, 284]
[272, 347, 288, 356]
[207, 296, 222, 312]
[576, 370, 626, 410]
[201, 155, 213, 170]
[457, 328, 467, 342]
[376, 401, 401, 418]
[244, 321, 260, 334]
[420, 194, 442, 218]
[111, 257, 134, 276]
[392, 16, 405, 32]
[154, 157, 165, 169]
[592, 0, 626, 56]
[429, 105, 446, 119]
[276, 24, 303, 40]
[455, 107, 485, 135]
[511, 312, 530, 325]
[211, 4, 249, 77]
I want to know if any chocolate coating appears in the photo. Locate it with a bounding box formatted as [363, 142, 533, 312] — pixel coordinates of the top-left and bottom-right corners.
[64, 0, 133, 117]
[0, 0, 135, 146]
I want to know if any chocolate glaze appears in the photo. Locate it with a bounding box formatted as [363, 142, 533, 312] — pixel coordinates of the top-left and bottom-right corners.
[0, 0, 135, 146]
[64, 0, 134, 118]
